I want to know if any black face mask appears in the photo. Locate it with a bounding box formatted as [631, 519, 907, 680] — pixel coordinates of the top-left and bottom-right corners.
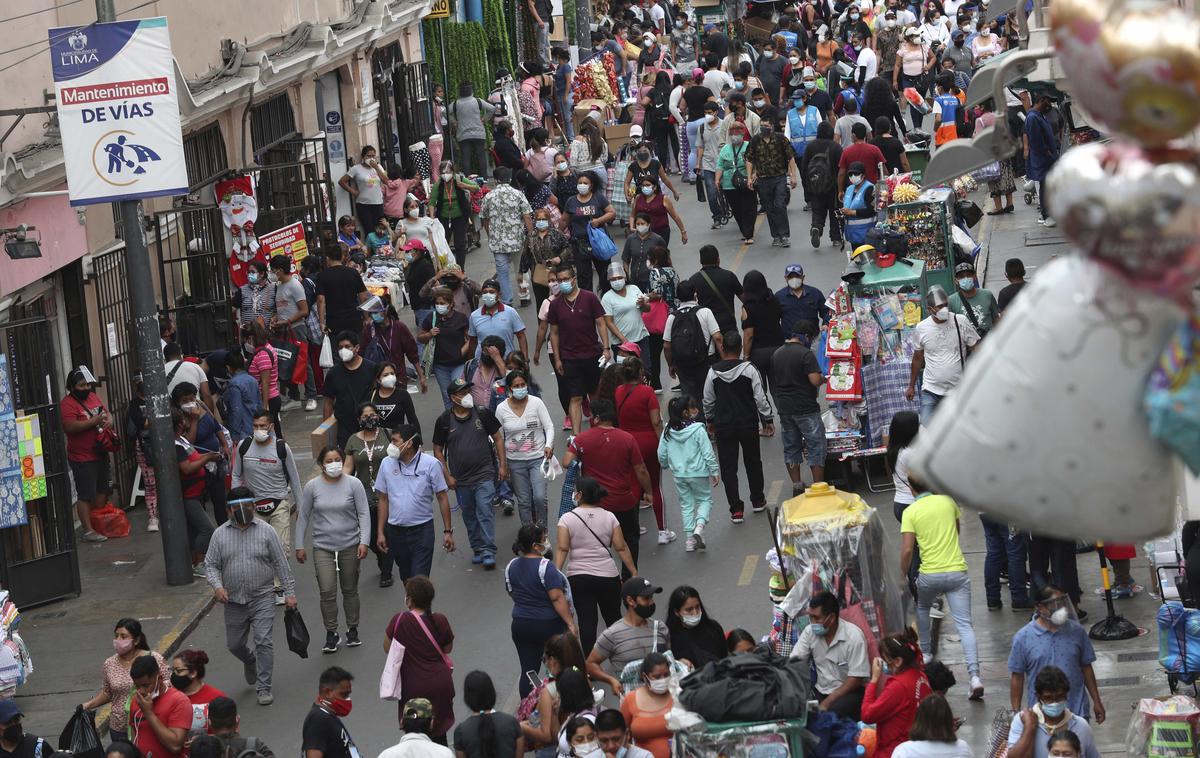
[360, 415, 380, 430]
[3, 724, 22, 743]
[170, 673, 193, 691]
[634, 602, 656, 619]
[954, 39, 964, 46]
[637, 152, 651, 163]
[71, 388, 91, 401]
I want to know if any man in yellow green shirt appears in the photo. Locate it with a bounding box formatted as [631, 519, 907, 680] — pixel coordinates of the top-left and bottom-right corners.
[900, 472, 984, 702]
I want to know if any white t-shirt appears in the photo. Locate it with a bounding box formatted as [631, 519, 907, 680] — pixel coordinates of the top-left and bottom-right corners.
[663, 302, 721, 356]
[893, 446, 915, 504]
[602, 285, 650, 343]
[855, 47, 878, 82]
[378, 733, 454, 758]
[702, 69, 736, 99]
[496, 395, 555, 461]
[164, 359, 209, 397]
[892, 740, 974, 758]
[912, 314, 979, 395]
[348, 163, 384, 205]
[646, 3, 666, 30]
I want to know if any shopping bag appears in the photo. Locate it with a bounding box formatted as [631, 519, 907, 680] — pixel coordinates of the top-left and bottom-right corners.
[587, 225, 618, 261]
[541, 456, 564, 481]
[284, 607, 310, 658]
[90, 504, 130, 539]
[290, 341, 308, 385]
[379, 636, 406, 700]
[421, 313, 438, 376]
[557, 459, 581, 518]
[318, 334, 335, 369]
[269, 338, 299, 382]
[59, 705, 103, 758]
[807, 711, 860, 758]
[642, 299, 669, 335]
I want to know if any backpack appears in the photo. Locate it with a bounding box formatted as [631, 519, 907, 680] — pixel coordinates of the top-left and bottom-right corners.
[362, 323, 392, 366]
[806, 149, 835, 195]
[648, 89, 671, 123]
[223, 736, 268, 758]
[237, 437, 289, 464]
[670, 305, 709, 365]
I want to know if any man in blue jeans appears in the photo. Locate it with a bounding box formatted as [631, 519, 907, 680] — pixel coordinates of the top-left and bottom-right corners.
[694, 101, 725, 229]
[431, 378, 507, 569]
[900, 472, 984, 701]
[374, 423, 455, 581]
[906, 285, 980, 421]
[770, 322, 826, 497]
[980, 514, 1033, 612]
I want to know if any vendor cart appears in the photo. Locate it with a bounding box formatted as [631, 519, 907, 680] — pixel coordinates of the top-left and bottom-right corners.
[886, 188, 956, 294]
[674, 716, 809, 757]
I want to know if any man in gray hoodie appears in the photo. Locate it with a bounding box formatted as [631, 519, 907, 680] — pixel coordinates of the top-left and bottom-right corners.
[449, 80, 498, 177]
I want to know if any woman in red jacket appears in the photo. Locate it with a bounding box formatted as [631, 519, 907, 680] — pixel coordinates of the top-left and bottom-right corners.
[861, 628, 932, 758]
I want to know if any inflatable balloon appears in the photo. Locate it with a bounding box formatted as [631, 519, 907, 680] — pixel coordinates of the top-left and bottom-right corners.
[1050, 0, 1200, 147]
[1046, 142, 1200, 303]
[908, 256, 1184, 541]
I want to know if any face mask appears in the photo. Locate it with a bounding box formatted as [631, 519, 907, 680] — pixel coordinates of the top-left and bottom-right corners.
[458, 395, 475, 409]
[881, 661, 893, 675]
[809, 623, 827, 636]
[244, 340, 255, 353]
[707, 114, 718, 123]
[181, 401, 198, 412]
[323, 697, 353, 718]
[955, 39, 965, 46]
[680, 613, 702, 627]
[338, 347, 355, 363]
[481, 293, 498, 307]
[958, 277, 976, 290]
[324, 462, 343, 478]
[804, 80, 817, 90]
[647, 677, 670, 694]
[361, 415, 381, 432]
[675, 19, 684, 28]
[1049, 607, 1070, 625]
[634, 603, 656, 619]
[577, 183, 591, 195]
[886, 18, 896, 27]
[3, 724, 23, 743]
[541, 538, 553, 554]
[558, 281, 575, 295]
[386, 443, 402, 459]
[753, 99, 766, 108]
[849, 174, 864, 185]
[853, 43, 863, 51]
[1040, 701, 1066, 718]
[249, 272, 265, 285]
[931, 308, 949, 322]
[72, 388, 91, 401]
[381, 374, 399, 390]
[787, 276, 804, 289]
[549, 281, 561, 296]
[435, 304, 450, 315]
[575, 742, 600, 757]
[371, 312, 385, 323]
[113, 638, 135, 655]
[253, 429, 271, 443]
[730, 135, 744, 145]
[763, 49, 775, 59]
[402, 254, 414, 265]
[636, 223, 651, 235]
[734, 81, 745, 90]
[789, 56, 801, 64]
[850, 12, 860, 19]
[641, 183, 657, 196]
[637, 152, 652, 162]
[407, 208, 420, 219]
[760, 125, 774, 136]
[230, 503, 255, 526]
[512, 386, 529, 401]
[556, 162, 569, 172]
[171, 673, 193, 691]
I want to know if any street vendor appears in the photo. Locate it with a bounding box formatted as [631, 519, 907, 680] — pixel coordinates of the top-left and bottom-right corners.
[789, 590, 870, 719]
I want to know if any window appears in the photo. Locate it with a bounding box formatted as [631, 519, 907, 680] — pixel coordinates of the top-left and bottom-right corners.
[184, 122, 229, 188]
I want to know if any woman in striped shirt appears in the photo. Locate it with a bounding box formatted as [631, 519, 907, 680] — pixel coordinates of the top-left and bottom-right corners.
[245, 321, 282, 436]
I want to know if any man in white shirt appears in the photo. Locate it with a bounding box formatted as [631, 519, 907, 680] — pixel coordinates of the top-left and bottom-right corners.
[164, 342, 216, 415]
[851, 31, 878, 87]
[790, 590, 871, 719]
[663, 280, 724, 410]
[905, 285, 980, 421]
[377, 698, 453, 758]
[702, 57, 736, 100]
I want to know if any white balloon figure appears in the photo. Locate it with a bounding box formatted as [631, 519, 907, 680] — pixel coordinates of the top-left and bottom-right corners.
[908, 255, 1184, 541]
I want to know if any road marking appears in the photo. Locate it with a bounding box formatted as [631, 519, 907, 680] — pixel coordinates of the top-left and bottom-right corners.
[977, 211, 996, 287]
[767, 479, 783, 506]
[729, 215, 766, 273]
[738, 554, 759, 586]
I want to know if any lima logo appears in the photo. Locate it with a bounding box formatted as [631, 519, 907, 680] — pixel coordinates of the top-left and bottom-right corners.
[61, 29, 98, 66]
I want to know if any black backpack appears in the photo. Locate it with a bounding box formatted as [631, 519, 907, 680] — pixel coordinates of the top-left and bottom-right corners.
[649, 89, 671, 123]
[223, 736, 268, 758]
[806, 149, 834, 195]
[670, 305, 708, 365]
[238, 437, 289, 464]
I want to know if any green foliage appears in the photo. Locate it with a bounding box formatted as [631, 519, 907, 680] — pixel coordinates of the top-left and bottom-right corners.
[423, 19, 492, 99]
[483, 0, 514, 73]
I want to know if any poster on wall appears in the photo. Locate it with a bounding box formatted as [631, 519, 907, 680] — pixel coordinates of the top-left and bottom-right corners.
[15, 416, 46, 503]
[257, 222, 310, 266]
[50, 17, 187, 206]
[0, 357, 27, 529]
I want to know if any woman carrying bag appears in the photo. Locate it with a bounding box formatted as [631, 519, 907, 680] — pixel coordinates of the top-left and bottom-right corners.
[524, 207, 572, 309]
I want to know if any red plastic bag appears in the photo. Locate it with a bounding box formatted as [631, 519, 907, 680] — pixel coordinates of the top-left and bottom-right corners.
[90, 504, 130, 538]
[290, 341, 308, 385]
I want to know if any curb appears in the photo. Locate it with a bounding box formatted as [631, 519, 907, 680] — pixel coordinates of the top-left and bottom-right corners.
[97, 591, 216, 735]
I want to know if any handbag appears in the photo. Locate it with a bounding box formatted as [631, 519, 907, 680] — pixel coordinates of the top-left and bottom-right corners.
[558, 458, 581, 518]
[95, 425, 120, 454]
[730, 144, 749, 190]
[318, 334, 335, 369]
[642, 299, 669, 335]
[587, 224, 619, 261]
[413, 611, 454, 672]
[379, 613, 408, 700]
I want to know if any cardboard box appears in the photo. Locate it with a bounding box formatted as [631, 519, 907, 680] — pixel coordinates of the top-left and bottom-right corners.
[311, 417, 337, 461]
[604, 123, 634, 155]
[744, 16, 776, 43]
[573, 98, 611, 132]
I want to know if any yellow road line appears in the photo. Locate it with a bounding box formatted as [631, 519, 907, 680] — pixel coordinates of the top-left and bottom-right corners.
[738, 554, 760, 586]
[729, 215, 765, 273]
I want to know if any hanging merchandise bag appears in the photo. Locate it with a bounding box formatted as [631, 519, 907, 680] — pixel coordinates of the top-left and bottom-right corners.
[59, 706, 103, 758]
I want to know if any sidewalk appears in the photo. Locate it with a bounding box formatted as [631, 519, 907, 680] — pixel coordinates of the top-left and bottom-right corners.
[974, 184, 1069, 289]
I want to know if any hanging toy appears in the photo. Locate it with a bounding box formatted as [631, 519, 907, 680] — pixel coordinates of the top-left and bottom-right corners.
[216, 175, 264, 288]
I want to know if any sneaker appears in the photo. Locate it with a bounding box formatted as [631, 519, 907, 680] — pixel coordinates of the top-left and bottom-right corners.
[243, 657, 257, 685]
[279, 398, 299, 411]
[640, 500, 651, 509]
[1111, 584, 1134, 599]
[639, 525, 648, 535]
[779, 236, 790, 247]
[502, 499, 515, 516]
[81, 530, 107, 543]
[929, 596, 946, 620]
[770, 237, 782, 247]
[987, 601, 1003, 611]
[1010, 600, 1034, 612]
[274, 588, 285, 606]
[345, 627, 362, 647]
[671, 382, 681, 392]
[711, 222, 721, 230]
[731, 511, 745, 524]
[472, 553, 484, 565]
[304, 398, 318, 411]
[322, 631, 340, 654]
[1043, 217, 1057, 228]
[685, 536, 696, 552]
[380, 571, 395, 587]
[147, 518, 159, 533]
[811, 228, 821, 248]
[257, 690, 274, 706]
[658, 529, 677, 545]
[192, 565, 206, 579]
[482, 555, 496, 570]
[654, 387, 663, 395]
[751, 502, 766, 513]
[969, 676, 984, 701]
[1075, 607, 1088, 622]
[1037, 217, 1046, 225]
[693, 531, 706, 550]
[562, 417, 573, 431]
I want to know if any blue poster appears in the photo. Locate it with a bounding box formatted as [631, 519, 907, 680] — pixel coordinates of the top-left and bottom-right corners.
[0, 355, 27, 528]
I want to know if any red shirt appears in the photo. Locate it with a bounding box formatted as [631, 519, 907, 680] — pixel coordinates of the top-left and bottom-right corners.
[860, 667, 931, 758]
[130, 686, 192, 758]
[838, 142, 887, 183]
[547, 290, 605, 360]
[185, 683, 226, 733]
[568, 425, 645, 511]
[60, 392, 106, 462]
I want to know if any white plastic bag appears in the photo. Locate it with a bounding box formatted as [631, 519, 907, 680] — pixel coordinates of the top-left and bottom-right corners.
[318, 334, 334, 369]
[541, 456, 564, 481]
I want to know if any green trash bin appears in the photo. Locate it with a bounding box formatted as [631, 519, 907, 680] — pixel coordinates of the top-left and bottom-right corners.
[904, 146, 930, 183]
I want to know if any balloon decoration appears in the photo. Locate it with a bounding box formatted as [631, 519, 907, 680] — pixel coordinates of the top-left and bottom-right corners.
[1049, 0, 1200, 147]
[907, 0, 1200, 540]
[909, 257, 1184, 541]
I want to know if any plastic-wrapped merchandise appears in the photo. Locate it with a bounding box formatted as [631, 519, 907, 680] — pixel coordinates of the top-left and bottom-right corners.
[674, 717, 809, 758]
[1157, 603, 1200, 684]
[1124, 696, 1200, 758]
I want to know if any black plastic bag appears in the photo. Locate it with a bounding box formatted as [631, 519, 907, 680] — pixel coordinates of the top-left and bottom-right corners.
[957, 199, 983, 229]
[696, 175, 706, 203]
[285, 607, 310, 658]
[59, 705, 103, 758]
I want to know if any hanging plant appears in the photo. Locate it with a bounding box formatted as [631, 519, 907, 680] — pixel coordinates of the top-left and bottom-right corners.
[563, 0, 576, 45]
[484, 0, 514, 74]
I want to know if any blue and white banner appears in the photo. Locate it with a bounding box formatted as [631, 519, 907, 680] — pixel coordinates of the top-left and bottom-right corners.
[50, 17, 187, 206]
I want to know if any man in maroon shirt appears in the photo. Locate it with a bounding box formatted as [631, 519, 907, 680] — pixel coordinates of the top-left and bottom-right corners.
[562, 399, 653, 575]
[547, 264, 613, 436]
[837, 122, 887, 194]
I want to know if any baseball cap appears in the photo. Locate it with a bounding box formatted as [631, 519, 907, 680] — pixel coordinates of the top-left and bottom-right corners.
[629, 124, 644, 137]
[954, 261, 976, 274]
[884, 9, 897, 17]
[906, 26, 922, 38]
[642, 31, 656, 41]
[402, 239, 426, 252]
[403, 698, 434, 720]
[447, 377, 474, 396]
[784, 263, 805, 277]
[952, 28, 966, 39]
[692, 66, 704, 79]
[617, 341, 642, 357]
[621, 576, 662, 601]
[0, 700, 21, 724]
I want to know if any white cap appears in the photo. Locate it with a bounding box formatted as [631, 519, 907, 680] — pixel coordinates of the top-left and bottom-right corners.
[801, 66, 816, 77]
[629, 124, 644, 137]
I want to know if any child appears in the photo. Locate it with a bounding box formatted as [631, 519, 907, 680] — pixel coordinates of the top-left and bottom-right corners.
[365, 218, 394, 256]
[657, 395, 718, 552]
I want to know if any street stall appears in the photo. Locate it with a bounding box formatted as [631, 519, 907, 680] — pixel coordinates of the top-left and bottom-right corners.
[674, 717, 809, 757]
[0, 591, 32, 698]
[884, 187, 957, 295]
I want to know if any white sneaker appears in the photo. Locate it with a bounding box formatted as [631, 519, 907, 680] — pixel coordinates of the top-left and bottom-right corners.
[279, 398, 299, 411]
[969, 676, 984, 700]
[147, 518, 159, 533]
[639, 525, 648, 535]
[685, 536, 696, 552]
[692, 530, 706, 550]
[657, 529, 677, 545]
[929, 596, 946, 620]
[1043, 217, 1057, 228]
[304, 399, 318, 411]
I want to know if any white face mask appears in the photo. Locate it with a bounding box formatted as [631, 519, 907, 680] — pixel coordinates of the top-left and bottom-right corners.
[182, 401, 198, 412]
[763, 49, 775, 58]
[380, 374, 398, 389]
[680, 612, 703, 627]
[556, 162, 569, 172]
[481, 293, 498, 307]
[849, 174, 864, 185]
[646, 677, 670, 694]
[386, 443, 402, 459]
[457, 394, 475, 409]
[753, 99, 766, 108]
[324, 461, 343, 478]
[787, 276, 803, 290]
[435, 304, 450, 315]
[338, 347, 355, 363]
[1048, 607, 1070, 626]
[252, 429, 270, 443]
[574, 742, 600, 757]
[610, 278, 626, 290]
[407, 208, 420, 219]
[577, 183, 591, 195]
[931, 307, 949, 322]
[886, 18, 896, 27]
[789, 56, 801, 65]
[535, 219, 551, 231]
[635, 224, 650, 235]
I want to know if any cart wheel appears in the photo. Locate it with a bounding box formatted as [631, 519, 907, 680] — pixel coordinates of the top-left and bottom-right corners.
[1169, 673, 1179, 694]
[1024, 191, 1035, 205]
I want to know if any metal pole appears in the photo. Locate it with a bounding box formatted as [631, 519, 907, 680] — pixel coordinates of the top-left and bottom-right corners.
[96, 0, 192, 586]
[575, 0, 592, 59]
[439, 18, 455, 162]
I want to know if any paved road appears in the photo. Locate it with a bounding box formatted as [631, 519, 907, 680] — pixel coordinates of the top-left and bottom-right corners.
[166, 181, 1162, 757]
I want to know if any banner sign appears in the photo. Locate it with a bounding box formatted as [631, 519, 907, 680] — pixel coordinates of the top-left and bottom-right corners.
[50, 17, 188, 206]
[257, 221, 310, 265]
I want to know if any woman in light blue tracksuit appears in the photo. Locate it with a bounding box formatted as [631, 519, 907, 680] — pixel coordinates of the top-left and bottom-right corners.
[658, 395, 719, 553]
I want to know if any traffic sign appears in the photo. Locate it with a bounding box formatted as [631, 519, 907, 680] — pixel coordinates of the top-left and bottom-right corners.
[427, 0, 451, 19]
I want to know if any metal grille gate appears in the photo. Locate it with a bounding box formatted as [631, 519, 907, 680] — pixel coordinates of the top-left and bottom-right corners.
[90, 247, 136, 507]
[394, 62, 434, 174]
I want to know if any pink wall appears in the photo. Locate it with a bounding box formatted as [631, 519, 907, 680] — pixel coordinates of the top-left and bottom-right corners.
[0, 188, 88, 298]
